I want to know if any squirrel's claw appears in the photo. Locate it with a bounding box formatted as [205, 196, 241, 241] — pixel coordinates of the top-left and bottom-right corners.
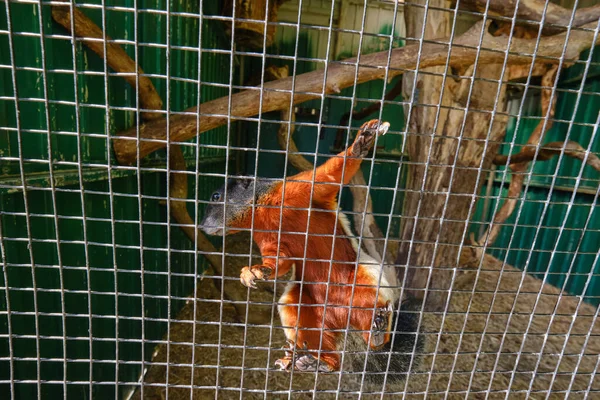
[350, 119, 390, 157]
[240, 265, 271, 289]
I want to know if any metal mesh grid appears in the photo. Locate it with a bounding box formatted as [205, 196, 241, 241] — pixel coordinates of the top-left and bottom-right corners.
[1, 0, 599, 399]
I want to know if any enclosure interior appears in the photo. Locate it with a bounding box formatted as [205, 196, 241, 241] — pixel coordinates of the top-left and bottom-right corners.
[0, 0, 599, 399]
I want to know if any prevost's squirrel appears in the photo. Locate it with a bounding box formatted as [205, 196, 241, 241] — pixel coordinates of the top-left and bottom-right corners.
[201, 119, 422, 383]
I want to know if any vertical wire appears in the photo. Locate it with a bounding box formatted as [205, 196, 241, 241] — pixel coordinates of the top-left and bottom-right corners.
[4, 2, 43, 398]
[214, 0, 238, 396]
[300, 0, 363, 393]
[577, 289, 600, 396]
[98, 0, 121, 396]
[532, 32, 600, 400]
[259, 0, 306, 396]
[0, 195, 15, 398]
[33, 0, 69, 395]
[163, 0, 173, 397]
[441, 0, 530, 395]
[458, 0, 559, 394]
[338, 1, 403, 393]
[540, 120, 600, 399]
[393, 0, 497, 395]
[189, 1, 205, 397]
[276, 0, 348, 394]
[132, 0, 147, 397]
[238, 0, 272, 397]
[480, 4, 582, 398]
[65, 2, 94, 397]
[504, 19, 598, 400]
[381, 1, 460, 396]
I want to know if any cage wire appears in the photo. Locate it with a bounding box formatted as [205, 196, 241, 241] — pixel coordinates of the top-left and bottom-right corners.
[0, 0, 600, 399]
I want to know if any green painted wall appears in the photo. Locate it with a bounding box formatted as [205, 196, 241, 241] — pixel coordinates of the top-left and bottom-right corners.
[0, 0, 234, 398]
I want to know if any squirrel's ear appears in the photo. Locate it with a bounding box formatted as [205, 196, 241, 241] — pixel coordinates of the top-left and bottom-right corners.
[240, 178, 254, 190]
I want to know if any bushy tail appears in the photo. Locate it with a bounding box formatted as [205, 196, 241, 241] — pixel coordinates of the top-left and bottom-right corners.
[351, 297, 424, 385]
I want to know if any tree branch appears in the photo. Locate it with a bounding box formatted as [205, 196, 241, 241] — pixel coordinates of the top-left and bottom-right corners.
[494, 140, 600, 169]
[112, 20, 600, 164]
[52, 5, 163, 120]
[455, 0, 600, 35]
[51, 5, 260, 309]
[476, 65, 559, 247]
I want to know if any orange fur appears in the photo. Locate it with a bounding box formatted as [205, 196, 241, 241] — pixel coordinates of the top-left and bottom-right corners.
[237, 120, 391, 371]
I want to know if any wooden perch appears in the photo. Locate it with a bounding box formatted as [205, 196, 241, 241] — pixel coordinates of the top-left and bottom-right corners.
[476, 65, 559, 247]
[112, 20, 600, 165]
[52, 5, 163, 120]
[455, 0, 600, 35]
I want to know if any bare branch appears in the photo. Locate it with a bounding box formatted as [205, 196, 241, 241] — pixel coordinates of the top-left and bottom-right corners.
[52, 6, 163, 120]
[112, 20, 600, 164]
[51, 6, 253, 306]
[494, 141, 600, 170]
[477, 65, 558, 247]
[455, 0, 600, 34]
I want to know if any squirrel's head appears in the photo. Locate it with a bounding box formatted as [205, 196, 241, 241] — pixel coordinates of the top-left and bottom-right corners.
[200, 177, 272, 236]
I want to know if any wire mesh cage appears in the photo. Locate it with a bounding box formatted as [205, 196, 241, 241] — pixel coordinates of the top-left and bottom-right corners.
[1, 0, 599, 399]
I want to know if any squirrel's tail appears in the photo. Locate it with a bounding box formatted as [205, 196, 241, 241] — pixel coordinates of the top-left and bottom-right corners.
[351, 296, 424, 386]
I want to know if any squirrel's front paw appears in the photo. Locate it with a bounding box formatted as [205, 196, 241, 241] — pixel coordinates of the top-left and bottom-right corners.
[351, 119, 390, 157]
[240, 265, 272, 289]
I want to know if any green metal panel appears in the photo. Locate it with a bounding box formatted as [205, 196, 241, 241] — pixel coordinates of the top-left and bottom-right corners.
[471, 50, 600, 306]
[1, 0, 234, 398]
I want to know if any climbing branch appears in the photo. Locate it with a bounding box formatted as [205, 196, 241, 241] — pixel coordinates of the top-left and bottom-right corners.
[52, 5, 163, 120]
[112, 19, 600, 164]
[475, 66, 562, 247]
[51, 5, 257, 307]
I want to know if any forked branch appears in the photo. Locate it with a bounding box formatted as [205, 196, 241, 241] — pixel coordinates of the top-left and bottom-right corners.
[476, 65, 600, 248]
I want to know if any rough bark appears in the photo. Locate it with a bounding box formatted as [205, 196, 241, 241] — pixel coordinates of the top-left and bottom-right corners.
[455, 0, 600, 35]
[52, 6, 163, 120]
[111, 19, 600, 164]
[398, 1, 512, 310]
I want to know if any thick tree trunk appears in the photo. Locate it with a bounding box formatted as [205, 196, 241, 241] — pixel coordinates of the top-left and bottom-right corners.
[399, 1, 509, 310]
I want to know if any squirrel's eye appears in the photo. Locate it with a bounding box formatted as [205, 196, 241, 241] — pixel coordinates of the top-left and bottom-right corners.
[211, 192, 221, 202]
